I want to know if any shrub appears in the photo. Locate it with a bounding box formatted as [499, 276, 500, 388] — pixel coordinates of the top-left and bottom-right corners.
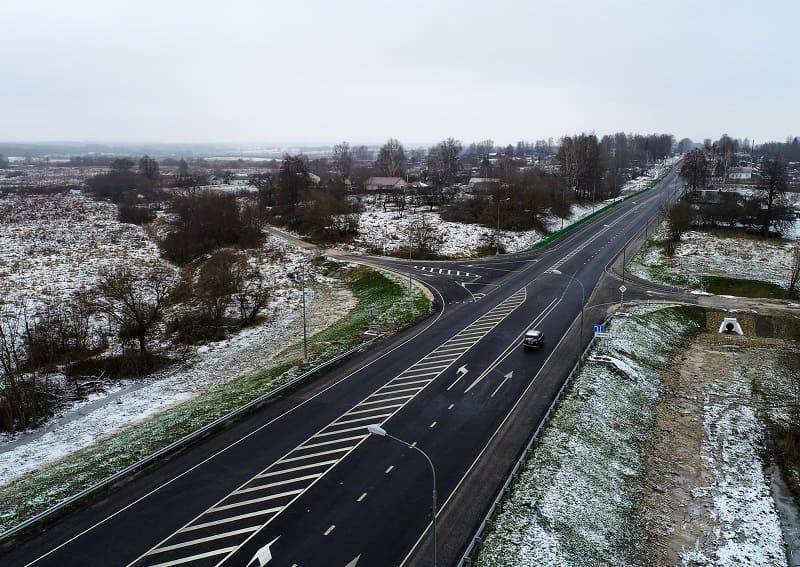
[117, 204, 156, 224]
[160, 191, 263, 264]
[85, 171, 158, 203]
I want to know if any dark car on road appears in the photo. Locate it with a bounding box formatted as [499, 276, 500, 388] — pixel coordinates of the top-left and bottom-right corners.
[523, 329, 544, 349]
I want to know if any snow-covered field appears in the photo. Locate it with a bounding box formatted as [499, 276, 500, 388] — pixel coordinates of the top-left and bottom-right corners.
[475, 305, 698, 566]
[686, 376, 786, 565]
[0, 189, 167, 313]
[476, 304, 795, 566]
[0, 188, 350, 486]
[350, 195, 628, 257]
[0, 166, 108, 189]
[630, 223, 799, 291]
[348, 159, 675, 257]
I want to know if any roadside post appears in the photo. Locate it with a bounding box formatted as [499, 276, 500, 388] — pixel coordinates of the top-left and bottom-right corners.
[619, 284, 626, 307]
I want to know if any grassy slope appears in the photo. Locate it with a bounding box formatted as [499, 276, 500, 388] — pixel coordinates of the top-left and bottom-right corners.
[474, 305, 704, 566]
[628, 223, 789, 299]
[0, 266, 429, 532]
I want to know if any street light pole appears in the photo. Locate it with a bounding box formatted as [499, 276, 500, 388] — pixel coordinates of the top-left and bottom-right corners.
[551, 269, 585, 352]
[368, 424, 437, 567]
[496, 197, 510, 255]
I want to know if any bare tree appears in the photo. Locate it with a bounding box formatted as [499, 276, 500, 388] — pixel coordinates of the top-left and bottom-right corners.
[331, 142, 353, 181]
[666, 200, 694, 243]
[679, 149, 708, 191]
[0, 307, 59, 432]
[426, 138, 463, 189]
[110, 158, 135, 173]
[231, 261, 272, 326]
[375, 139, 407, 177]
[276, 154, 310, 213]
[93, 266, 175, 355]
[138, 155, 161, 182]
[407, 216, 443, 256]
[250, 172, 275, 207]
[757, 157, 789, 236]
[195, 250, 239, 325]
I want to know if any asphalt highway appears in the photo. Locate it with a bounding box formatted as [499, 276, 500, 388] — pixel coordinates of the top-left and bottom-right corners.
[1, 168, 684, 567]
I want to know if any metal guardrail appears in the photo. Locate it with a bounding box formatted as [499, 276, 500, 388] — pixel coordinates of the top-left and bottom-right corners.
[0, 332, 387, 543]
[458, 314, 611, 565]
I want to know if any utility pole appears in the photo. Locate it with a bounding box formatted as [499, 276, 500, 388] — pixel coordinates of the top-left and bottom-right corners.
[408, 221, 413, 294]
[496, 199, 501, 255]
[301, 262, 308, 362]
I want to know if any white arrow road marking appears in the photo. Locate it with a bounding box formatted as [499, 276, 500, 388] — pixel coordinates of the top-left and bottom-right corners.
[247, 536, 279, 567]
[490, 371, 514, 398]
[345, 555, 361, 567]
[446, 365, 469, 390]
[463, 297, 560, 394]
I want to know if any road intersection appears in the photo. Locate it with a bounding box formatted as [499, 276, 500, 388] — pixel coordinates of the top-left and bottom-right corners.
[1, 169, 687, 567]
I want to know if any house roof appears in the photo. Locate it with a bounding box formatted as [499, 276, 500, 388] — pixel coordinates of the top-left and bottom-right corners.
[366, 176, 406, 186]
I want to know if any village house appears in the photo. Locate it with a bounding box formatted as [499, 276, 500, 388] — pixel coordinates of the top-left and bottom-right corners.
[364, 176, 408, 192]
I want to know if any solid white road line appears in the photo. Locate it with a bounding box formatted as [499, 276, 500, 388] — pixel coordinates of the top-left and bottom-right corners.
[147, 547, 238, 567]
[146, 527, 260, 555]
[343, 405, 404, 417]
[382, 378, 431, 389]
[178, 509, 282, 533]
[367, 387, 423, 398]
[234, 476, 321, 495]
[332, 413, 395, 427]
[297, 434, 368, 449]
[356, 395, 415, 407]
[314, 425, 371, 437]
[255, 460, 340, 478]
[277, 447, 352, 464]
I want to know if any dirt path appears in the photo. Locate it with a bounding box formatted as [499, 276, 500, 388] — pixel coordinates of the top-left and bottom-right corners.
[638, 331, 793, 566]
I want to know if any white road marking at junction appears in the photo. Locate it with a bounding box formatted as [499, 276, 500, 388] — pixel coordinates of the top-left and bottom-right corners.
[357, 493, 367, 502]
[385, 466, 394, 474]
[413, 266, 480, 278]
[324, 525, 335, 536]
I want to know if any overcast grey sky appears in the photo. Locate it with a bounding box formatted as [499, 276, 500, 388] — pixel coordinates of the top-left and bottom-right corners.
[2, 0, 797, 145]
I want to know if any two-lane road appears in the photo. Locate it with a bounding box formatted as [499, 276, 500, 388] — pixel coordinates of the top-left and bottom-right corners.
[1, 168, 684, 567]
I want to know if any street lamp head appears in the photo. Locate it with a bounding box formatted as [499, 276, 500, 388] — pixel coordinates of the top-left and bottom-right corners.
[367, 424, 387, 436]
